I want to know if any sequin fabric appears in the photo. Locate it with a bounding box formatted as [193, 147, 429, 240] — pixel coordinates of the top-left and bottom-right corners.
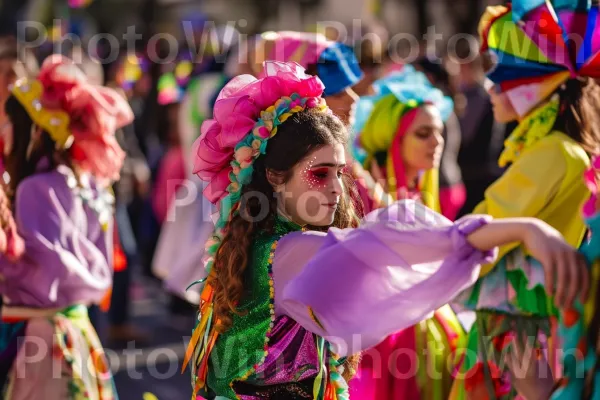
[205, 217, 322, 399]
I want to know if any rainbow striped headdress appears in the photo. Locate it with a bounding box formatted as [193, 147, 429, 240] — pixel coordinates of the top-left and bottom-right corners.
[480, 0, 600, 116]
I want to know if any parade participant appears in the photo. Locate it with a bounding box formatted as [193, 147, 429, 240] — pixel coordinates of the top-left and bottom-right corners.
[349, 65, 463, 400]
[550, 155, 600, 399]
[451, 1, 600, 398]
[183, 60, 588, 400]
[0, 55, 133, 399]
[496, 156, 600, 400]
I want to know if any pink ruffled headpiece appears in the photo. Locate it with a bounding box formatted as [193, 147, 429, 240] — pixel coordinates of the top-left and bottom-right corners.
[193, 61, 327, 205]
[37, 55, 134, 181]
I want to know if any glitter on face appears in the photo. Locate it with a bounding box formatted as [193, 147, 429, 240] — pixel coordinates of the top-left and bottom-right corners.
[302, 156, 327, 190]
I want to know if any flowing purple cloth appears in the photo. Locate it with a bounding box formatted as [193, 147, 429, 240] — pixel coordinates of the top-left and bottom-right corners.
[0, 166, 112, 308]
[275, 200, 497, 357]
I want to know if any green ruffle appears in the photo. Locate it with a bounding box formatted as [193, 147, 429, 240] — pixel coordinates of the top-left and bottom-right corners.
[505, 268, 557, 317]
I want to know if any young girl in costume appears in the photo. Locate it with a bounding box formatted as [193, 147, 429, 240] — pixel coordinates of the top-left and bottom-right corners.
[348, 65, 465, 400]
[184, 60, 588, 400]
[0, 55, 133, 399]
[450, 1, 600, 398]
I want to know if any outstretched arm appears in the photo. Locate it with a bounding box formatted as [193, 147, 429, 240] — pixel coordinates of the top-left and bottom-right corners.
[274, 200, 588, 356]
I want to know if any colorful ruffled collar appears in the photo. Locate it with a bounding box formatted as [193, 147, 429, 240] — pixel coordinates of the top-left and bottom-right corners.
[498, 95, 559, 168]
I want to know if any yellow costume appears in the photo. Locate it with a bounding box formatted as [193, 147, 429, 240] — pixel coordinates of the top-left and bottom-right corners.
[475, 130, 589, 276]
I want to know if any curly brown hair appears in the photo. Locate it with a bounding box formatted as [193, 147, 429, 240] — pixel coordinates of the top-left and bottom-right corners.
[209, 108, 361, 379]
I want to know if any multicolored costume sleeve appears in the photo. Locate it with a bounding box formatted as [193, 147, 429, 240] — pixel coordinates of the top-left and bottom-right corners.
[551, 155, 600, 399]
[449, 1, 599, 398]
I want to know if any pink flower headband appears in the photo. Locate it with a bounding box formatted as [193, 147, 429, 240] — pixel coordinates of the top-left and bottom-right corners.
[193, 61, 328, 206]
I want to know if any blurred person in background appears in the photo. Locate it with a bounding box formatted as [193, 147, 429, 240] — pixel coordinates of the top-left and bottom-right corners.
[350, 21, 389, 97]
[448, 42, 506, 218]
[152, 24, 240, 315]
[323, 20, 389, 97]
[152, 70, 187, 227]
[350, 67, 464, 399]
[0, 54, 132, 399]
[414, 56, 466, 220]
[104, 52, 152, 344]
[0, 36, 38, 152]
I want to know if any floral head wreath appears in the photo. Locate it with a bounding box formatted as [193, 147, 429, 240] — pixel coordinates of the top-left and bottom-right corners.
[184, 61, 329, 387]
[10, 55, 134, 181]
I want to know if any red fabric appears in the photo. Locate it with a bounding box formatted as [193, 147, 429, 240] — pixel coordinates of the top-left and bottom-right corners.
[113, 223, 127, 273]
[439, 183, 467, 221]
[152, 146, 187, 224]
[389, 108, 419, 199]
